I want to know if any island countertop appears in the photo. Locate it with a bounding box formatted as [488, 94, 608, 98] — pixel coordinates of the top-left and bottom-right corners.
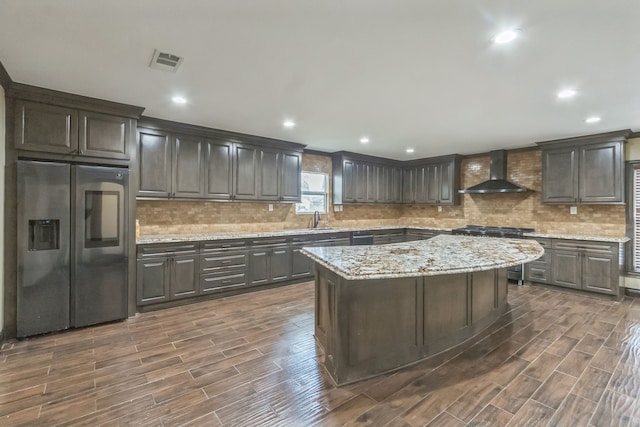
[301, 234, 544, 281]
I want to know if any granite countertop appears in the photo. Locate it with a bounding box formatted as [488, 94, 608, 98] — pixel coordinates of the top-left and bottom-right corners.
[524, 232, 629, 243]
[137, 226, 628, 245]
[301, 234, 544, 281]
[136, 226, 450, 244]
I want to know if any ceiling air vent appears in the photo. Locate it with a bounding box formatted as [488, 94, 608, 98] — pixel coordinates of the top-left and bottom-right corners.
[149, 49, 183, 73]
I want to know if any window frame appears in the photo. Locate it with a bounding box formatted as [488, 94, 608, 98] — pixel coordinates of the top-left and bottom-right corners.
[625, 160, 640, 274]
[296, 171, 328, 215]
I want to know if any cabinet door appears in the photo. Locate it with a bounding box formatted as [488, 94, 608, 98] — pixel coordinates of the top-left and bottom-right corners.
[579, 142, 624, 203]
[249, 250, 269, 285]
[582, 253, 617, 295]
[79, 111, 131, 159]
[542, 148, 579, 203]
[234, 144, 259, 200]
[424, 164, 439, 204]
[392, 167, 403, 203]
[414, 166, 428, 203]
[438, 161, 455, 204]
[280, 151, 302, 201]
[291, 246, 313, 279]
[172, 134, 205, 198]
[15, 100, 78, 154]
[366, 164, 378, 203]
[171, 255, 199, 299]
[525, 262, 551, 283]
[354, 162, 367, 202]
[137, 257, 170, 305]
[270, 247, 291, 282]
[205, 139, 233, 199]
[342, 160, 356, 202]
[259, 149, 281, 200]
[138, 128, 172, 198]
[402, 167, 416, 203]
[551, 250, 581, 289]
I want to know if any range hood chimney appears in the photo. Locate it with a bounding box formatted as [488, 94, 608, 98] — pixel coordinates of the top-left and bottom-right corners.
[459, 150, 529, 194]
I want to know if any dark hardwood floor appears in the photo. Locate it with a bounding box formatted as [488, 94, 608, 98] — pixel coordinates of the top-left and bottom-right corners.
[1, 281, 639, 426]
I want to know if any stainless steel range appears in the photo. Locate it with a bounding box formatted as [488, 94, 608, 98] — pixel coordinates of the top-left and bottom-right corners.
[451, 225, 534, 285]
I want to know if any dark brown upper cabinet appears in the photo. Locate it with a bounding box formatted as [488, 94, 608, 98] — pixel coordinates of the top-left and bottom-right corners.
[402, 155, 461, 205]
[280, 151, 302, 202]
[538, 130, 629, 204]
[15, 100, 133, 160]
[234, 144, 260, 200]
[138, 128, 172, 198]
[257, 148, 302, 202]
[333, 153, 405, 204]
[205, 139, 234, 199]
[137, 118, 303, 202]
[172, 134, 205, 198]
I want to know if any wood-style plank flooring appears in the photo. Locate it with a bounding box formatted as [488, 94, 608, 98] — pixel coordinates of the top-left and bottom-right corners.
[1, 282, 639, 426]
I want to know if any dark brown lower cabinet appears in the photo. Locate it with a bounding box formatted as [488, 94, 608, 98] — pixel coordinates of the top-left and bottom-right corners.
[315, 265, 508, 385]
[526, 238, 619, 297]
[171, 255, 199, 299]
[249, 242, 291, 285]
[136, 253, 199, 305]
[137, 257, 170, 305]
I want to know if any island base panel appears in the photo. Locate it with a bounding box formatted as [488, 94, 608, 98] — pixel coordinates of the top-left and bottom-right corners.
[314, 266, 508, 386]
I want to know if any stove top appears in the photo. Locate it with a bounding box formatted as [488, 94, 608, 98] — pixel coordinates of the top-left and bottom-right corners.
[451, 225, 534, 238]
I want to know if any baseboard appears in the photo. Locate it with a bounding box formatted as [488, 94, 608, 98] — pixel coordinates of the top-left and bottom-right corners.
[625, 288, 640, 298]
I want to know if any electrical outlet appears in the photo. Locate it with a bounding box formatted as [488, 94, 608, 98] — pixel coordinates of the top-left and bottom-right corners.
[570, 206, 577, 215]
[268, 204, 273, 212]
[438, 206, 442, 213]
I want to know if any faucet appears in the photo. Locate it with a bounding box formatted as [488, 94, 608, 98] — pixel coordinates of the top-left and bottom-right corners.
[312, 211, 321, 228]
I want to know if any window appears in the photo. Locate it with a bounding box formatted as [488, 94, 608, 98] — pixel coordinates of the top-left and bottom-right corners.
[296, 172, 328, 214]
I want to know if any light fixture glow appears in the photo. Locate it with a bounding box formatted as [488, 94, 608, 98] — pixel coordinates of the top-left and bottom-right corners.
[585, 116, 601, 124]
[172, 96, 187, 104]
[283, 119, 296, 128]
[406, 148, 415, 154]
[493, 29, 519, 44]
[557, 89, 577, 99]
[360, 137, 370, 144]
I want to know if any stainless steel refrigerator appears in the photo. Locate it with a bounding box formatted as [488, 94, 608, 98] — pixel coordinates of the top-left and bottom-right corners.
[17, 160, 129, 337]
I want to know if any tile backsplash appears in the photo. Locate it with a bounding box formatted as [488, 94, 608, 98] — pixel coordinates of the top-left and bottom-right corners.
[138, 150, 626, 237]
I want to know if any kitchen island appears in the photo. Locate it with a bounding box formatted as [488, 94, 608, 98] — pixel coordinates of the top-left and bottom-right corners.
[301, 234, 544, 385]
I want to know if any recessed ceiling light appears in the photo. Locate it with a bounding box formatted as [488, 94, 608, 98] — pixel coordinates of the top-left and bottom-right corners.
[406, 148, 415, 154]
[283, 119, 296, 128]
[557, 89, 577, 99]
[493, 29, 519, 44]
[585, 116, 601, 124]
[172, 96, 187, 104]
[360, 137, 370, 144]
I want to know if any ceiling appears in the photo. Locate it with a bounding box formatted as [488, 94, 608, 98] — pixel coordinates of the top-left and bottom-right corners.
[1, 1, 639, 159]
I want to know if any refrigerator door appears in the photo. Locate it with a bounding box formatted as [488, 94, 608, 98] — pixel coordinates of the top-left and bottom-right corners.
[17, 161, 71, 337]
[73, 165, 128, 327]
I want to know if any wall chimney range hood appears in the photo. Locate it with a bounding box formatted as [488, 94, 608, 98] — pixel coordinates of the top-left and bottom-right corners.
[459, 150, 529, 194]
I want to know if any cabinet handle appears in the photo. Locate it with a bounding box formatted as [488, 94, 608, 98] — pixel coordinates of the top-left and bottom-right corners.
[221, 280, 232, 285]
[221, 260, 232, 264]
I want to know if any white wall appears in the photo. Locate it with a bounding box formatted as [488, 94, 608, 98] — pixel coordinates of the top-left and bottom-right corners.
[0, 86, 5, 334]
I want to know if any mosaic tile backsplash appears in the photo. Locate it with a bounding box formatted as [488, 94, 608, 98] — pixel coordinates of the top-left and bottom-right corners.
[137, 150, 626, 237]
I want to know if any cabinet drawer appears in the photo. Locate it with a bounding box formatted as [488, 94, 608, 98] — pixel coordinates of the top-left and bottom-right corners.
[311, 232, 350, 241]
[201, 240, 248, 252]
[200, 271, 248, 293]
[525, 264, 550, 284]
[201, 252, 247, 272]
[137, 243, 198, 257]
[250, 238, 288, 247]
[552, 240, 616, 254]
[291, 235, 315, 244]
